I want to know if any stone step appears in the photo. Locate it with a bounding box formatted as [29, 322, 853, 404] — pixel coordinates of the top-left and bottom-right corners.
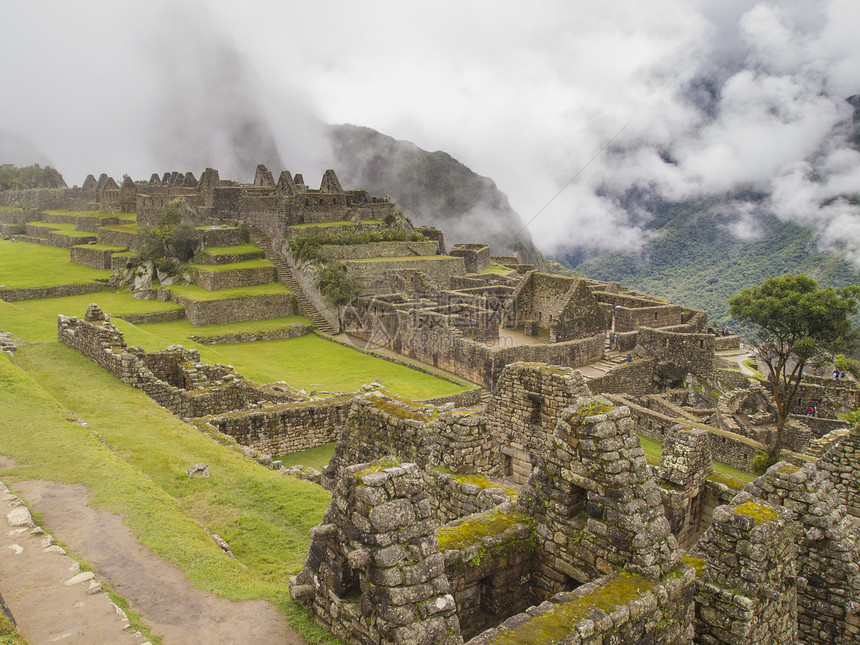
[247, 227, 337, 334]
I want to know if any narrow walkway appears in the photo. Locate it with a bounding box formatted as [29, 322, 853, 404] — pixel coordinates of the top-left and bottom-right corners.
[0, 479, 146, 645]
[247, 227, 337, 334]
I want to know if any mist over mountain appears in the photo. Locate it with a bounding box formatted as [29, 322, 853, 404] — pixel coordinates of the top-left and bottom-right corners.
[328, 124, 535, 258]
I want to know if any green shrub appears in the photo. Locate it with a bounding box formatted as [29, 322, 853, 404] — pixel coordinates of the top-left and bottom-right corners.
[154, 257, 180, 276]
[317, 264, 359, 307]
[138, 228, 166, 262]
[167, 223, 201, 261]
[750, 451, 780, 475]
[835, 354, 860, 379]
[384, 211, 398, 227]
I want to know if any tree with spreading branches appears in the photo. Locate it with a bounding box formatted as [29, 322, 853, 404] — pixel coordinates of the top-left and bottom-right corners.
[730, 274, 859, 455]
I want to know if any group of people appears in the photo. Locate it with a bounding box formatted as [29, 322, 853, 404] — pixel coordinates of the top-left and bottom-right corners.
[833, 369, 847, 380]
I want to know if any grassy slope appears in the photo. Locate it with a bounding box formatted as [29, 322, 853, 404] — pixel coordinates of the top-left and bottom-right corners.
[1, 292, 182, 342]
[0, 346, 337, 644]
[0, 241, 109, 288]
[574, 210, 860, 329]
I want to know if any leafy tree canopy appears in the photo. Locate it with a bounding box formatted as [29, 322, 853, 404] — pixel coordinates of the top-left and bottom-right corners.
[729, 273, 859, 449]
[0, 164, 66, 191]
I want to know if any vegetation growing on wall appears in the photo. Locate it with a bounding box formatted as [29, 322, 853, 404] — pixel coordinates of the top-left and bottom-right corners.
[0, 163, 65, 190]
[288, 228, 428, 264]
[316, 264, 359, 307]
[138, 200, 202, 266]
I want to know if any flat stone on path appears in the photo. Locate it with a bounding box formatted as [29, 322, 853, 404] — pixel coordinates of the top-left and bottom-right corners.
[10, 480, 307, 645]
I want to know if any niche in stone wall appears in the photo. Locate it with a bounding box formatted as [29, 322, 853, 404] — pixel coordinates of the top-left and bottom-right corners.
[526, 392, 544, 426]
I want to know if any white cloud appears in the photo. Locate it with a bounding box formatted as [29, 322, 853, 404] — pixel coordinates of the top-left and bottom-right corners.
[1, 0, 858, 263]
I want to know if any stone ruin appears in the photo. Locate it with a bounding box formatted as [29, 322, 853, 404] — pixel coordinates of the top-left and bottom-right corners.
[7, 162, 860, 643]
[286, 359, 860, 644]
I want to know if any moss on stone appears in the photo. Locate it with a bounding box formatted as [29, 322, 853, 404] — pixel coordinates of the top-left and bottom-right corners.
[436, 509, 529, 552]
[569, 400, 613, 427]
[440, 469, 519, 499]
[777, 464, 801, 475]
[354, 455, 401, 481]
[681, 555, 705, 577]
[490, 572, 652, 644]
[706, 472, 746, 491]
[734, 501, 780, 524]
[368, 398, 431, 422]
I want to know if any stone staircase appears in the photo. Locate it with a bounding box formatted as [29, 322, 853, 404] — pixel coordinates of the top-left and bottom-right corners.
[247, 227, 337, 334]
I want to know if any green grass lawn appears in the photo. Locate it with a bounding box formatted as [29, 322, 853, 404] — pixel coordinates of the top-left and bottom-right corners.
[167, 283, 292, 301]
[637, 433, 754, 483]
[197, 244, 262, 257]
[0, 240, 110, 289]
[44, 209, 136, 221]
[277, 443, 336, 470]
[480, 264, 514, 275]
[71, 243, 127, 252]
[290, 219, 382, 230]
[347, 255, 457, 263]
[186, 259, 274, 272]
[197, 334, 470, 399]
[112, 320, 467, 399]
[0, 346, 337, 644]
[1, 291, 183, 342]
[99, 223, 140, 232]
[115, 315, 311, 346]
[28, 222, 95, 239]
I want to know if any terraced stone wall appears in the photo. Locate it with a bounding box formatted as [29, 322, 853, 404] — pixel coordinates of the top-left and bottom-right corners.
[345, 256, 467, 292]
[0, 283, 105, 302]
[172, 292, 296, 325]
[187, 264, 275, 290]
[206, 397, 352, 455]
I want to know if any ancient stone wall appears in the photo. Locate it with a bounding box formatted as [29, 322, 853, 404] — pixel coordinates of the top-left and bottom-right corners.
[588, 358, 657, 396]
[206, 398, 352, 455]
[692, 493, 797, 644]
[635, 327, 715, 380]
[96, 227, 141, 251]
[713, 368, 749, 391]
[465, 569, 695, 645]
[170, 292, 296, 325]
[485, 363, 591, 484]
[817, 423, 860, 520]
[70, 245, 122, 270]
[438, 505, 536, 640]
[325, 394, 502, 488]
[614, 305, 683, 333]
[517, 396, 682, 591]
[58, 304, 297, 420]
[321, 240, 440, 260]
[0, 283, 106, 302]
[609, 394, 765, 472]
[658, 425, 713, 549]
[290, 461, 463, 645]
[187, 324, 310, 345]
[346, 299, 604, 389]
[506, 272, 606, 342]
[344, 257, 467, 292]
[448, 244, 490, 274]
[187, 264, 275, 291]
[424, 470, 515, 525]
[745, 462, 860, 644]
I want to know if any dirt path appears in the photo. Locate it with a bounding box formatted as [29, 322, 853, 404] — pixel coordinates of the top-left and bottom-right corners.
[1, 479, 144, 645]
[9, 480, 307, 645]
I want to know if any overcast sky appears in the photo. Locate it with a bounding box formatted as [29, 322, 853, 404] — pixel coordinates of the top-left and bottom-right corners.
[2, 1, 860, 260]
